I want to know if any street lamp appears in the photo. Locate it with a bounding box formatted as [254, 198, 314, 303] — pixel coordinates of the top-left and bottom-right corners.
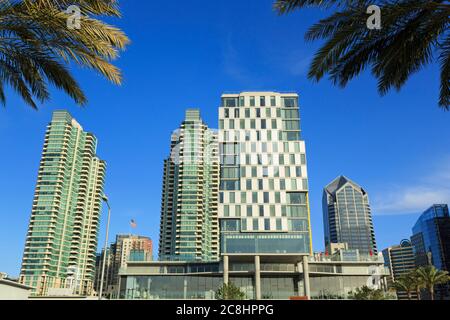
[99, 194, 111, 300]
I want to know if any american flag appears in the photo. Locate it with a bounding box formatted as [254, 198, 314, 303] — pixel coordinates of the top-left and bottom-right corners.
[130, 219, 137, 228]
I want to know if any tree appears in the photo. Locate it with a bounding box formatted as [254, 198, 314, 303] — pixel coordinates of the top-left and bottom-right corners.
[348, 285, 391, 300]
[409, 269, 425, 300]
[0, 0, 129, 109]
[215, 282, 246, 300]
[274, 0, 450, 110]
[391, 274, 416, 300]
[415, 266, 450, 300]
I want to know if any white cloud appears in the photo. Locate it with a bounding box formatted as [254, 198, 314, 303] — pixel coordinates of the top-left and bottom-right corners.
[372, 156, 450, 215]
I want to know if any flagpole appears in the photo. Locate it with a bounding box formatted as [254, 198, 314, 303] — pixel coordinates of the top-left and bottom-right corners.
[99, 195, 111, 300]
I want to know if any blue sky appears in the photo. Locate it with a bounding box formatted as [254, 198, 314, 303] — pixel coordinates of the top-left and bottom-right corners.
[1, 0, 449, 277]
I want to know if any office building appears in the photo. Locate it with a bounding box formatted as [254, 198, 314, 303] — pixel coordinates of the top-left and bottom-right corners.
[158, 109, 220, 262]
[218, 92, 312, 255]
[323, 176, 377, 255]
[382, 240, 417, 299]
[118, 254, 389, 300]
[94, 234, 153, 297]
[411, 204, 450, 299]
[19, 111, 106, 296]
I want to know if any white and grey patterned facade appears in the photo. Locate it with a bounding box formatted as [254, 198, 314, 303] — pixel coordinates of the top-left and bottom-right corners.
[218, 92, 312, 255]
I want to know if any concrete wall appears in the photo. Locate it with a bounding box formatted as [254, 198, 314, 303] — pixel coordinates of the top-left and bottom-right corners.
[0, 283, 30, 300]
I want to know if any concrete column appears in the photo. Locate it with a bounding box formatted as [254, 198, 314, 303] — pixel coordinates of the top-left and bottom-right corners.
[302, 255, 311, 299]
[223, 255, 229, 285]
[255, 255, 261, 300]
[297, 261, 303, 296]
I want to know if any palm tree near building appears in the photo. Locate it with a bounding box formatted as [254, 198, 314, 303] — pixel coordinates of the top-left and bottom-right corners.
[391, 274, 416, 300]
[414, 266, 450, 300]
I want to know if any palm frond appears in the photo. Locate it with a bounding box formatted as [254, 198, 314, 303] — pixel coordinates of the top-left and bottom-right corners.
[279, 0, 450, 109]
[0, 0, 129, 109]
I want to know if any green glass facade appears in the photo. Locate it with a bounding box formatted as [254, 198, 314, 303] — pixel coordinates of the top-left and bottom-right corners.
[159, 109, 219, 261]
[19, 111, 106, 296]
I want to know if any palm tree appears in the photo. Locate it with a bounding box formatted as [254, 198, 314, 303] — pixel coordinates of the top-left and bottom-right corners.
[274, 0, 450, 110]
[415, 266, 450, 300]
[408, 269, 425, 300]
[391, 274, 416, 300]
[0, 0, 129, 109]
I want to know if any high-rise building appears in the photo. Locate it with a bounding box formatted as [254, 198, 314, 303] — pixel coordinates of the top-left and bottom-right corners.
[410, 204, 450, 299]
[382, 240, 417, 299]
[323, 176, 377, 255]
[94, 234, 152, 297]
[411, 204, 450, 270]
[218, 92, 312, 255]
[158, 109, 220, 261]
[19, 111, 106, 296]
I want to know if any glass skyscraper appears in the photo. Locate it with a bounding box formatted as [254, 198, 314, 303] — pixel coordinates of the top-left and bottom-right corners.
[19, 111, 106, 296]
[411, 204, 450, 270]
[158, 109, 219, 262]
[218, 92, 312, 255]
[323, 176, 377, 255]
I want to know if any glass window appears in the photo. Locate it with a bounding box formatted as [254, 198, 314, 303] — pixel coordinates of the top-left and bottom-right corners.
[300, 154, 306, 165]
[239, 96, 245, 107]
[282, 97, 297, 108]
[234, 108, 240, 118]
[264, 219, 270, 230]
[232, 205, 240, 217]
[259, 205, 264, 216]
[275, 192, 281, 203]
[250, 96, 255, 107]
[223, 97, 238, 107]
[270, 96, 276, 106]
[253, 219, 259, 230]
[224, 205, 230, 217]
[241, 219, 247, 230]
[270, 205, 275, 217]
[276, 218, 282, 230]
[280, 179, 286, 190]
[287, 192, 307, 204]
[260, 96, 266, 107]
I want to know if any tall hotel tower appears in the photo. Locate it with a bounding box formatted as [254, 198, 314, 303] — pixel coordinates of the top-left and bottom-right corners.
[323, 176, 377, 255]
[19, 111, 106, 296]
[218, 92, 312, 255]
[158, 109, 220, 262]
